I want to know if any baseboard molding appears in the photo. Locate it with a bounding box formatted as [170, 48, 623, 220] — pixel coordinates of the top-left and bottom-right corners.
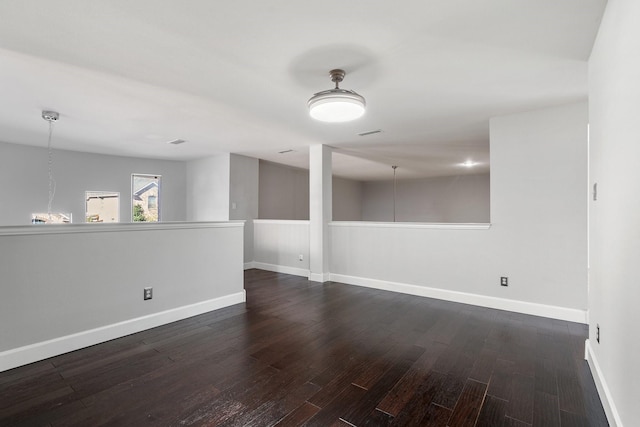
[585, 339, 622, 427]
[252, 262, 310, 278]
[244, 261, 256, 270]
[308, 272, 331, 283]
[0, 291, 246, 373]
[330, 273, 587, 323]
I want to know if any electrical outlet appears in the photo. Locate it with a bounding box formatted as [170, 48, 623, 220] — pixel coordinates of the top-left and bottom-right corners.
[500, 277, 508, 286]
[144, 287, 153, 300]
[299, 254, 304, 261]
[596, 324, 600, 343]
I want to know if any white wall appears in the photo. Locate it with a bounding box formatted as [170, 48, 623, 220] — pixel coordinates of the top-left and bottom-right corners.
[0, 141, 186, 226]
[361, 174, 490, 223]
[230, 154, 259, 263]
[186, 154, 231, 221]
[253, 219, 310, 277]
[331, 102, 588, 320]
[258, 160, 309, 220]
[186, 153, 259, 263]
[333, 176, 363, 221]
[587, 0, 640, 424]
[0, 222, 245, 372]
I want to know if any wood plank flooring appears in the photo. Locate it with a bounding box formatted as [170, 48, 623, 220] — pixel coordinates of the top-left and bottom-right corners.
[0, 269, 608, 426]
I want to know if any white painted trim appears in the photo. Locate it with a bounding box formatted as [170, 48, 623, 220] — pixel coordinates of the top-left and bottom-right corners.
[330, 273, 587, 323]
[329, 221, 491, 230]
[309, 272, 331, 283]
[0, 221, 244, 237]
[252, 262, 309, 278]
[585, 339, 623, 427]
[244, 261, 256, 270]
[0, 291, 246, 373]
[253, 219, 310, 225]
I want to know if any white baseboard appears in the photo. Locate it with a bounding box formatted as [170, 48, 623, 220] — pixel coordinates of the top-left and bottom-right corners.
[252, 262, 310, 278]
[0, 291, 246, 373]
[330, 273, 587, 324]
[244, 261, 256, 270]
[308, 272, 331, 283]
[585, 339, 622, 427]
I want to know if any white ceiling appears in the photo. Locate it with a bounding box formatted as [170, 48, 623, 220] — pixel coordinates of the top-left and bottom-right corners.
[0, 0, 606, 181]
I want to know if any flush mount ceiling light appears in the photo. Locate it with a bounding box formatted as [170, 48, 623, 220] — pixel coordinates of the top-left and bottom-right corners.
[308, 69, 366, 122]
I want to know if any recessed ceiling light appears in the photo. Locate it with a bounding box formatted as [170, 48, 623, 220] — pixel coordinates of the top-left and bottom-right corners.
[167, 139, 186, 145]
[460, 160, 478, 167]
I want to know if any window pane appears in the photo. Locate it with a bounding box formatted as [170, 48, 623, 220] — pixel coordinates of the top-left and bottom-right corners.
[86, 191, 119, 223]
[132, 174, 161, 222]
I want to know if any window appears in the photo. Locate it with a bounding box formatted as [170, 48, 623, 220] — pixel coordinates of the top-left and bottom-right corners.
[85, 191, 120, 223]
[132, 174, 161, 222]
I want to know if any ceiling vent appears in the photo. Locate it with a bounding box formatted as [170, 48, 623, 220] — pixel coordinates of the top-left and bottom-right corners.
[167, 139, 186, 145]
[358, 129, 382, 137]
[278, 149, 294, 154]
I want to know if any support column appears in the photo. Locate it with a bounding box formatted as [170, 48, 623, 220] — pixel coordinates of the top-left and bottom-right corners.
[309, 144, 332, 282]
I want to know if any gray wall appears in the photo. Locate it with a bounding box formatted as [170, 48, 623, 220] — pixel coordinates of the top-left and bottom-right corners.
[230, 154, 259, 263]
[257, 159, 488, 223]
[588, 0, 640, 424]
[332, 176, 363, 221]
[0, 223, 244, 371]
[0, 141, 186, 226]
[258, 160, 309, 220]
[361, 174, 490, 223]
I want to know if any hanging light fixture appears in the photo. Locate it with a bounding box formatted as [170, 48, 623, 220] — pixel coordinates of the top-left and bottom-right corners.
[42, 110, 59, 221]
[308, 69, 366, 122]
[392, 165, 398, 222]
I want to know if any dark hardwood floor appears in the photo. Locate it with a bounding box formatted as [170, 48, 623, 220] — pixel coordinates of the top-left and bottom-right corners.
[0, 269, 608, 426]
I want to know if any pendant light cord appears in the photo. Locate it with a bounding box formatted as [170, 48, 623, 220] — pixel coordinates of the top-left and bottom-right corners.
[392, 165, 398, 222]
[47, 119, 57, 220]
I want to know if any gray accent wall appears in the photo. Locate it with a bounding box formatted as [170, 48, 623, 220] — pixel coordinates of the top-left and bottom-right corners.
[332, 176, 363, 221]
[361, 174, 490, 223]
[230, 154, 259, 263]
[257, 159, 489, 223]
[258, 160, 309, 220]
